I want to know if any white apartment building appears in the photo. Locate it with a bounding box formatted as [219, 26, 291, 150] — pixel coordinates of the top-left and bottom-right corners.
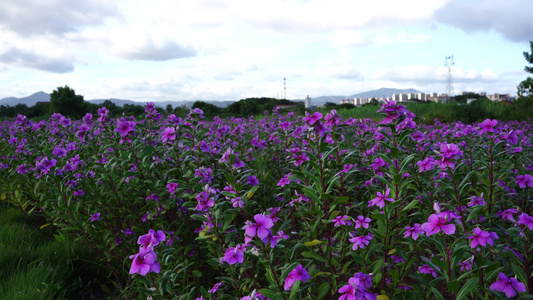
[304, 95, 312, 108]
[487, 93, 511, 101]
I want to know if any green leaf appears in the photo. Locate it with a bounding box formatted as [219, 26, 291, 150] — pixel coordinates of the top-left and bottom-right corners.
[246, 185, 260, 199]
[447, 281, 460, 293]
[304, 240, 323, 247]
[421, 256, 444, 278]
[192, 270, 202, 278]
[317, 282, 330, 299]
[281, 262, 300, 282]
[265, 268, 277, 286]
[431, 287, 445, 300]
[289, 279, 301, 300]
[456, 277, 479, 300]
[329, 196, 349, 212]
[402, 199, 419, 212]
[466, 206, 482, 222]
[258, 289, 283, 300]
[512, 264, 528, 290]
[301, 251, 327, 263]
[190, 214, 207, 222]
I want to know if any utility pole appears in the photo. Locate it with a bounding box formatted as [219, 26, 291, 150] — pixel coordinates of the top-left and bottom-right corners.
[445, 55, 455, 102]
[283, 78, 286, 100]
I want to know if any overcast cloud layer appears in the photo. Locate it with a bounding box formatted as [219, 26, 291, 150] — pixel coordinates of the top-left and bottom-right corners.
[0, 0, 530, 101]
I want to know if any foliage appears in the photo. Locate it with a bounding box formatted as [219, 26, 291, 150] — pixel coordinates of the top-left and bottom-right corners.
[1, 102, 532, 300]
[523, 41, 533, 75]
[0, 200, 111, 299]
[49, 86, 87, 119]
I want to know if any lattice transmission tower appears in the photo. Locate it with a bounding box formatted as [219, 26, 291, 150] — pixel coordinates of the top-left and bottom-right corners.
[445, 55, 454, 101]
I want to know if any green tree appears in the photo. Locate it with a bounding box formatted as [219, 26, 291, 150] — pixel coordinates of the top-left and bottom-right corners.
[166, 104, 173, 114]
[192, 101, 222, 118]
[101, 100, 122, 117]
[523, 41, 533, 74]
[517, 77, 533, 97]
[49, 86, 87, 119]
[26, 102, 50, 119]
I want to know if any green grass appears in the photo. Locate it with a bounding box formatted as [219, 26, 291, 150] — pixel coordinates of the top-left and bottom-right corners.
[0, 200, 114, 299]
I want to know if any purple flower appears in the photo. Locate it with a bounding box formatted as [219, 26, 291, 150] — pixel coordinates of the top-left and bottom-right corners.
[243, 214, 274, 242]
[354, 215, 371, 229]
[368, 188, 394, 209]
[468, 193, 486, 207]
[332, 215, 351, 227]
[499, 208, 519, 222]
[36, 157, 57, 173]
[338, 273, 376, 300]
[160, 127, 177, 143]
[479, 119, 498, 134]
[516, 174, 533, 188]
[419, 264, 439, 278]
[208, 282, 225, 293]
[129, 246, 159, 276]
[421, 213, 456, 236]
[467, 227, 491, 248]
[349, 233, 374, 250]
[517, 213, 533, 230]
[246, 175, 259, 186]
[417, 157, 436, 172]
[90, 213, 100, 222]
[303, 111, 323, 125]
[166, 182, 179, 194]
[222, 244, 245, 265]
[115, 120, 135, 137]
[404, 223, 424, 240]
[284, 264, 311, 291]
[489, 273, 526, 298]
[377, 99, 408, 124]
[137, 229, 166, 249]
[277, 173, 292, 187]
[195, 191, 215, 212]
[458, 260, 473, 272]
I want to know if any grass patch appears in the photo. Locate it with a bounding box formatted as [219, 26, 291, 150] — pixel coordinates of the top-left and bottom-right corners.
[0, 200, 115, 299]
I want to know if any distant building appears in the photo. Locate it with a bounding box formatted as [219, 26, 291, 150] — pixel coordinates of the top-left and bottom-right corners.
[339, 98, 354, 105]
[304, 95, 311, 108]
[487, 93, 512, 101]
[479, 91, 486, 97]
[427, 94, 448, 103]
[355, 98, 370, 106]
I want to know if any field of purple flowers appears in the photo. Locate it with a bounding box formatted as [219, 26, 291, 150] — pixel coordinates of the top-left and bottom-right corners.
[0, 101, 532, 299]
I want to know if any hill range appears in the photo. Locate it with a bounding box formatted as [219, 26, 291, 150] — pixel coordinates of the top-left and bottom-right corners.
[0, 88, 422, 108]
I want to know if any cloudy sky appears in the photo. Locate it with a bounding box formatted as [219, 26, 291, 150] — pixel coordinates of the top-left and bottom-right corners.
[0, 0, 531, 101]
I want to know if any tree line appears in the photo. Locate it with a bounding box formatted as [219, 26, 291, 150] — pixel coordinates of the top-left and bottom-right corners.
[0, 86, 304, 121]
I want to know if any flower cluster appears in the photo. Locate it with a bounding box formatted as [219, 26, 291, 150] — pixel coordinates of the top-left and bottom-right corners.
[129, 230, 166, 276]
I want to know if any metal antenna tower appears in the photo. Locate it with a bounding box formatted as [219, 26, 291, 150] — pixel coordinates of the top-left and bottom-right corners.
[445, 55, 454, 101]
[283, 78, 286, 100]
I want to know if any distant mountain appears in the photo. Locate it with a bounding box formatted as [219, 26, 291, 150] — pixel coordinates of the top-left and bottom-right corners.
[348, 88, 422, 99]
[0, 92, 234, 108]
[0, 91, 51, 107]
[293, 88, 424, 106]
[1, 88, 424, 108]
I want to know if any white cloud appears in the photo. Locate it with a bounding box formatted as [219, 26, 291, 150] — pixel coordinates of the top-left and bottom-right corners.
[330, 30, 370, 48]
[0, 47, 74, 73]
[374, 31, 432, 47]
[372, 65, 499, 84]
[0, 0, 118, 36]
[435, 0, 533, 42]
[121, 38, 196, 61]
